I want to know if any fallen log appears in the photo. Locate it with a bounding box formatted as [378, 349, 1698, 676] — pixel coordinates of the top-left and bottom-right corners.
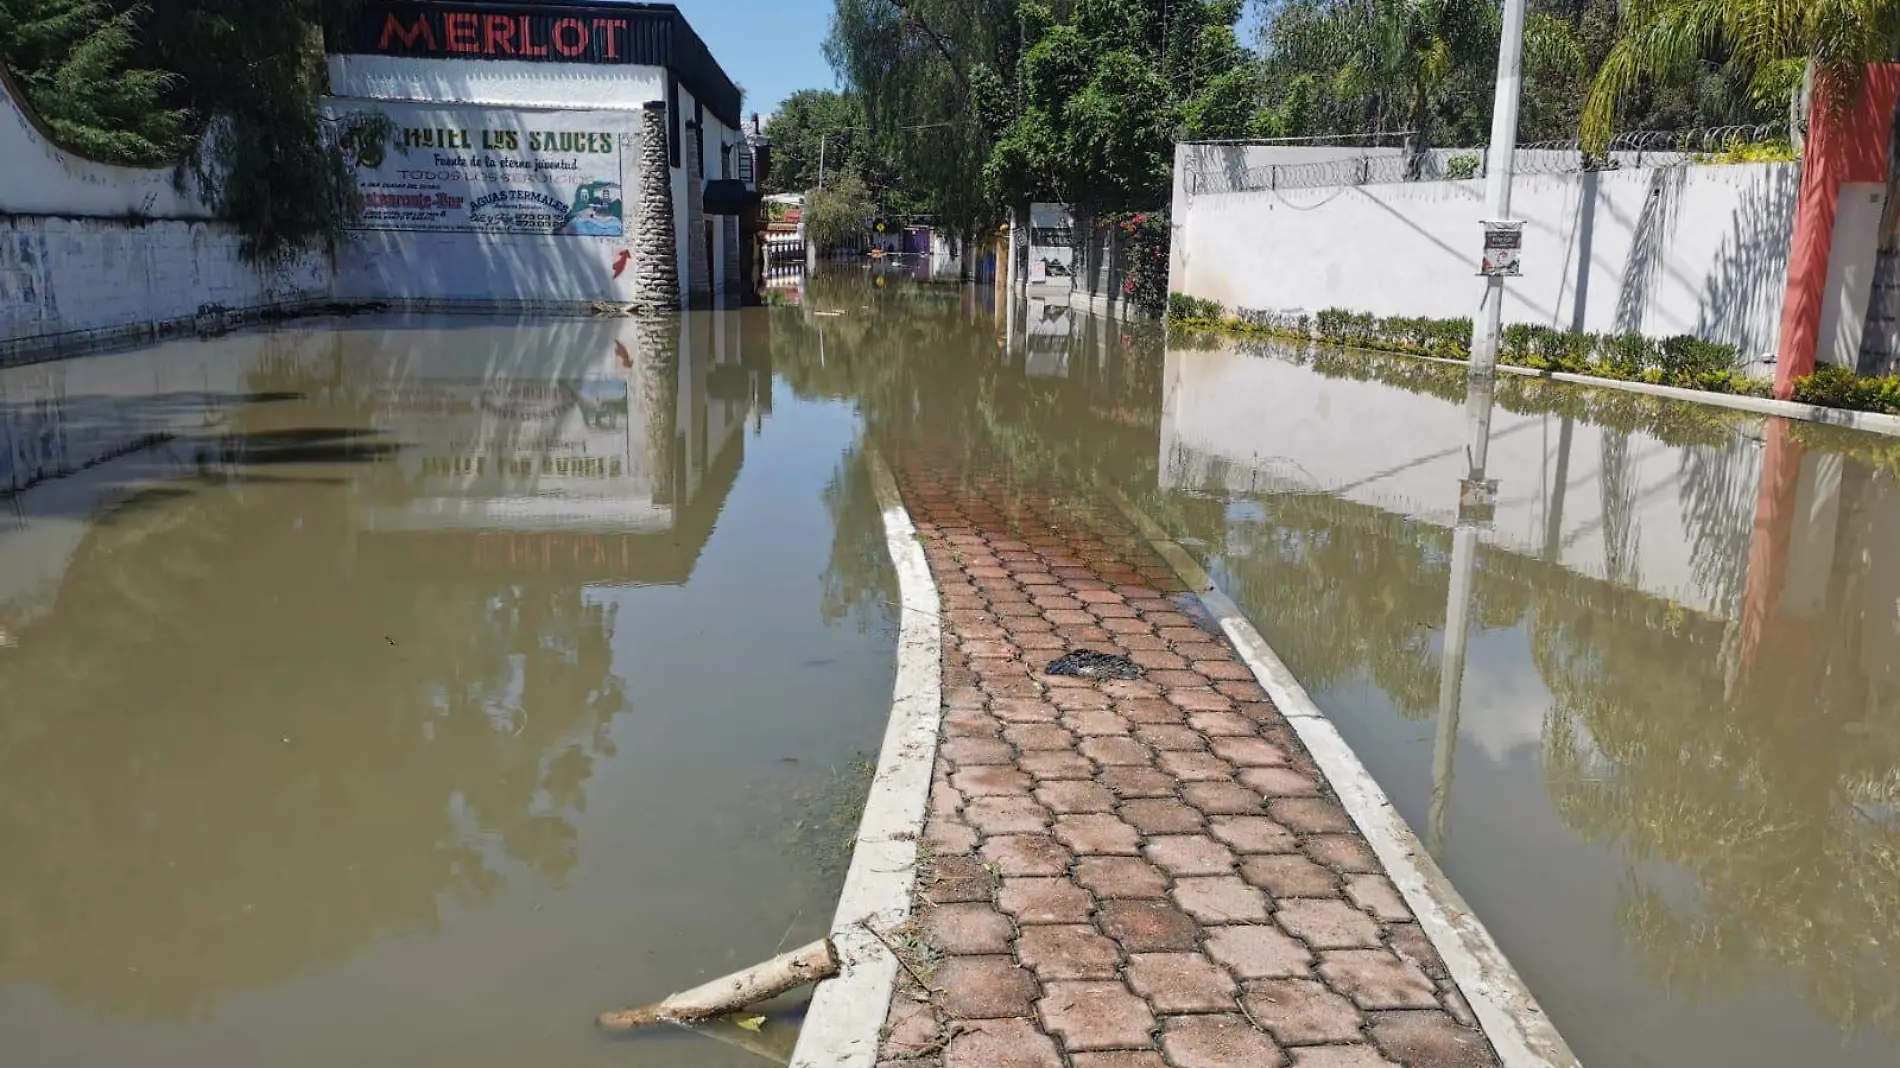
[597, 938, 839, 1032]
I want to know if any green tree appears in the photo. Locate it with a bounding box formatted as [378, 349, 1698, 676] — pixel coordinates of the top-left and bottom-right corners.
[1254, 0, 1587, 146]
[827, 0, 1019, 242]
[0, 1, 382, 263]
[761, 88, 870, 195]
[1582, 0, 1900, 149]
[0, 0, 185, 164]
[804, 171, 878, 250]
[985, 0, 1256, 209]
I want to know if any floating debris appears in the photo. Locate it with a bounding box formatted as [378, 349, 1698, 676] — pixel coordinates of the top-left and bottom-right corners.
[1046, 650, 1142, 681]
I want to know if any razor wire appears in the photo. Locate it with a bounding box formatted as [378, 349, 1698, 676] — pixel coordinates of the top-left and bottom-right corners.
[1182, 124, 1792, 195]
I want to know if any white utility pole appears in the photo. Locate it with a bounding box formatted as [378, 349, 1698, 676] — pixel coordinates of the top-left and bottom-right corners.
[1467, 0, 1530, 379]
[817, 133, 827, 189]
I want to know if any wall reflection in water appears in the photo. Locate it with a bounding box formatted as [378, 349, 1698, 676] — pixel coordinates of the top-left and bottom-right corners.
[1159, 333, 1900, 1064]
[0, 311, 785, 1031]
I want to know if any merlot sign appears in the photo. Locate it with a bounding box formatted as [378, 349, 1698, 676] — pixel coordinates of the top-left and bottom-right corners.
[345, 2, 663, 67]
[332, 2, 746, 129]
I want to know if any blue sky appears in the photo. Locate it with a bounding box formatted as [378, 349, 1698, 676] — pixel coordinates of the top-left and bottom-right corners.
[670, 0, 1267, 123]
[670, 0, 839, 121]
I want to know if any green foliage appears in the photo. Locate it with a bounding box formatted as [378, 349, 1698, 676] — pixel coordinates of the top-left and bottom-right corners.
[1253, 0, 1783, 148]
[0, 0, 185, 165]
[804, 172, 877, 251]
[1581, 0, 1900, 150]
[761, 89, 872, 196]
[1168, 292, 1225, 321]
[1108, 211, 1169, 316]
[1255, 0, 1510, 147]
[1061, 48, 1178, 205]
[1697, 137, 1798, 164]
[1790, 366, 1900, 416]
[826, 0, 1014, 239]
[827, 0, 1252, 223]
[1, 1, 383, 264]
[1163, 301, 1900, 407]
[1444, 152, 1480, 179]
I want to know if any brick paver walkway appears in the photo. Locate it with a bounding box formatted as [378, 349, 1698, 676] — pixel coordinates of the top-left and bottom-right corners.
[876, 451, 1500, 1068]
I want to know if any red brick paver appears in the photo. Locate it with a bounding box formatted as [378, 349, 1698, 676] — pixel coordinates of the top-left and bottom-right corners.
[879, 458, 1498, 1067]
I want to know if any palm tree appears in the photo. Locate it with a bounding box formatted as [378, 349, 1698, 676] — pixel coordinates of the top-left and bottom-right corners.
[1582, 0, 1900, 150]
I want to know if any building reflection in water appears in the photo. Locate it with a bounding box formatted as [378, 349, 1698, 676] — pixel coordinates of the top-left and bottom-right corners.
[0, 312, 769, 1020]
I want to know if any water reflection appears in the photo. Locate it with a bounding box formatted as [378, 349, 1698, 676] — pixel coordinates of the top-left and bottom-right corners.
[771, 278, 1900, 1060]
[1159, 331, 1900, 1063]
[772, 284, 1900, 1060]
[0, 308, 894, 1068]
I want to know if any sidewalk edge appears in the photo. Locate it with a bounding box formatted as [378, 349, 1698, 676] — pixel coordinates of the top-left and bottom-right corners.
[1111, 490, 1582, 1068]
[790, 450, 943, 1068]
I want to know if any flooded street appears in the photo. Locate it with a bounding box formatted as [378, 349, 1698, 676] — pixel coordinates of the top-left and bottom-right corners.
[0, 314, 898, 1066]
[4, 270, 1899, 1066]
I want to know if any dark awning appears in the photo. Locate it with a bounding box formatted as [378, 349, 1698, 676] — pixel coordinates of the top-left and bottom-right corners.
[702, 179, 759, 215]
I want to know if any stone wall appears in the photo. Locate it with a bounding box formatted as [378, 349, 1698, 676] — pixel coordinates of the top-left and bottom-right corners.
[631, 102, 681, 311]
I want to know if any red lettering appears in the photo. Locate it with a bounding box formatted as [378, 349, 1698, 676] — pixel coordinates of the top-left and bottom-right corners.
[483, 14, 516, 55]
[592, 18, 626, 58]
[378, 13, 437, 51]
[519, 15, 549, 56]
[551, 17, 587, 56]
[444, 12, 478, 52]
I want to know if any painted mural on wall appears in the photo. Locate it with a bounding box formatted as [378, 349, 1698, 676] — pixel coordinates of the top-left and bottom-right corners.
[339, 103, 627, 236]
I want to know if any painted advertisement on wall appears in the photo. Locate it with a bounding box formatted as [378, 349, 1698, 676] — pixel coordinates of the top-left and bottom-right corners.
[1028, 202, 1074, 285]
[339, 103, 627, 236]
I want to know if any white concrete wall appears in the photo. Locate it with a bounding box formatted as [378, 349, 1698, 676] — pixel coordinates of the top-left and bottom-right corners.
[0, 67, 214, 219]
[3, 216, 330, 353]
[1170, 150, 1801, 360]
[0, 68, 332, 358]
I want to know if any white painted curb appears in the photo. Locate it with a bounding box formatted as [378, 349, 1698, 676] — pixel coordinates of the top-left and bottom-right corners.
[1371, 347, 1900, 438]
[1111, 492, 1582, 1068]
[790, 450, 943, 1068]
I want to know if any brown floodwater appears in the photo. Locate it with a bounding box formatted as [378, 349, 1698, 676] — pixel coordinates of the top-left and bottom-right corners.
[800, 267, 1898, 1068]
[7, 268, 1900, 1067]
[0, 311, 898, 1066]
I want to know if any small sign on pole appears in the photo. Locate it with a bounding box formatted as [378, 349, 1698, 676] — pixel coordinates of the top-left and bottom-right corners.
[1480, 220, 1523, 277]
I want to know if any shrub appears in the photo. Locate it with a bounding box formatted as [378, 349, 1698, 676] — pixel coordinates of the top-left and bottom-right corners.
[1657, 335, 1739, 380]
[1167, 293, 1224, 322]
[1598, 333, 1655, 377]
[1791, 366, 1900, 415]
[1172, 304, 1900, 418]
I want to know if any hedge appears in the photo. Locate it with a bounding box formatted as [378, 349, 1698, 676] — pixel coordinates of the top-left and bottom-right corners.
[1166, 296, 1900, 417]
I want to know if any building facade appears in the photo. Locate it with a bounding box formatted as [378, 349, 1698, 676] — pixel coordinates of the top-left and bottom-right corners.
[323, 0, 759, 310]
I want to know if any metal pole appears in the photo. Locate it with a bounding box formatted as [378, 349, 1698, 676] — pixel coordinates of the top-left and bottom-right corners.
[1467, 0, 1529, 380]
[818, 133, 827, 189]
